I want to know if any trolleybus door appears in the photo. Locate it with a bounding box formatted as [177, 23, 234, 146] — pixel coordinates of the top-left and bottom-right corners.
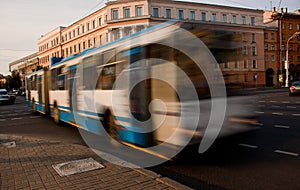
[68, 65, 79, 122]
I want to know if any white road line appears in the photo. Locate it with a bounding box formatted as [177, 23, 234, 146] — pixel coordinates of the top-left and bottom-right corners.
[287, 106, 296, 109]
[238, 144, 258, 149]
[255, 111, 265, 114]
[270, 101, 278, 103]
[274, 125, 290, 129]
[253, 123, 264, 126]
[274, 150, 299, 157]
[292, 114, 300, 117]
[282, 101, 290, 103]
[272, 113, 283, 115]
[10, 118, 23, 120]
[0, 119, 6, 122]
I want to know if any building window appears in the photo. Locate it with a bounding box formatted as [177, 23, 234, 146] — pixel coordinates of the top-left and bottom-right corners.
[297, 45, 300, 52]
[289, 23, 293, 30]
[124, 8, 130, 18]
[297, 24, 300, 30]
[234, 61, 238, 69]
[242, 16, 246, 25]
[264, 33, 268, 39]
[82, 25, 85, 33]
[83, 41, 86, 49]
[92, 20, 96, 29]
[190, 11, 195, 20]
[112, 9, 118, 20]
[281, 22, 285, 29]
[244, 60, 248, 69]
[179, 10, 184, 20]
[251, 17, 255, 25]
[99, 35, 102, 45]
[212, 13, 216, 22]
[166, 9, 171, 19]
[99, 17, 102, 26]
[282, 34, 285, 40]
[87, 23, 90, 31]
[78, 43, 81, 52]
[271, 33, 275, 40]
[244, 74, 248, 82]
[271, 55, 275, 62]
[224, 62, 229, 69]
[252, 46, 257, 56]
[242, 46, 247, 55]
[252, 60, 257, 69]
[297, 56, 300, 62]
[136, 7, 143, 16]
[153, 8, 159, 17]
[289, 44, 293, 51]
[201, 12, 206, 21]
[232, 15, 236, 24]
[271, 44, 275, 50]
[222, 14, 227, 23]
[264, 44, 268, 50]
[242, 33, 246, 41]
[252, 33, 256, 42]
[77, 27, 80, 35]
[265, 55, 268, 62]
[74, 45, 76, 53]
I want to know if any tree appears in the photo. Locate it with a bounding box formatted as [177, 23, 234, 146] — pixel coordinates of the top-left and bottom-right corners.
[7, 71, 22, 90]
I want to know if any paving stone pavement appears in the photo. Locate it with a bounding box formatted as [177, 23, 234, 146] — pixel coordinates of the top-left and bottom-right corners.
[0, 135, 191, 190]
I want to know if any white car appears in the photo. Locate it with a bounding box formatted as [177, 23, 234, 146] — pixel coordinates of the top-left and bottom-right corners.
[0, 89, 16, 104]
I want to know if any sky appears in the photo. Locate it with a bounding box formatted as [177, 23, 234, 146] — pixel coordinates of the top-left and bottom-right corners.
[0, 0, 299, 75]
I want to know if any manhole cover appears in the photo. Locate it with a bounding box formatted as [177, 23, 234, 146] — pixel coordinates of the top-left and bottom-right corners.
[52, 158, 104, 176]
[1, 141, 16, 148]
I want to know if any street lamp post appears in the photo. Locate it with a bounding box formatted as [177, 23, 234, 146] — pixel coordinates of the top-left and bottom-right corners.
[285, 31, 300, 87]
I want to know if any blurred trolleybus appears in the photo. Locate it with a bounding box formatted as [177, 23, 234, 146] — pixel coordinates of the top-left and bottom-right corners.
[26, 21, 258, 152]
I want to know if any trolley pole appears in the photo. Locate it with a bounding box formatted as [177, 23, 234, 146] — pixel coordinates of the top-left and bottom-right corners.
[285, 31, 300, 87]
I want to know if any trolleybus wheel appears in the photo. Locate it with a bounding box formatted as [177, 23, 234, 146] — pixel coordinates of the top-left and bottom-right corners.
[103, 111, 118, 140]
[53, 106, 61, 125]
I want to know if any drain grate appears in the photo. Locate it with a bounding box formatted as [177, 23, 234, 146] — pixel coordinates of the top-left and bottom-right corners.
[52, 158, 104, 176]
[1, 141, 16, 148]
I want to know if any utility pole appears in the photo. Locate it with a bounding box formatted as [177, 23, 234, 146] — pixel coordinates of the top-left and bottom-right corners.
[285, 31, 300, 87]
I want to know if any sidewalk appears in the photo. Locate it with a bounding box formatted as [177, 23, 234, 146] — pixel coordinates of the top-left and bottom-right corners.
[0, 135, 190, 190]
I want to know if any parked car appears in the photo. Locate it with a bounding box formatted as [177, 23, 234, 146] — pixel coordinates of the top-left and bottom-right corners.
[289, 81, 300, 96]
[0, 89, 16, 104]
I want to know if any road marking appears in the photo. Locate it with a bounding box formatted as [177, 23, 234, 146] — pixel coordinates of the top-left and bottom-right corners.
[274, 150, 299, 157]
[271, 106, 280, 108]
[292, 114, 300, 117]
[272, 112, 283, 115]
[11, 118, 23, 120]
[253, 122, 264, 126]
[274, 125, 290, 129]
[287, 106, 296, 109]
[270, 101, 278, 103]
[255, 111, 265, 114]
[238, 143, 258, 149]
[282, 101, 290, 103]
[0, 119, 6, 121]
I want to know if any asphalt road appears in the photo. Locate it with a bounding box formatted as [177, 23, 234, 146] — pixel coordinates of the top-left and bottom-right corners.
[1, 90, 300, 190]
[150, 90, 300, 190]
